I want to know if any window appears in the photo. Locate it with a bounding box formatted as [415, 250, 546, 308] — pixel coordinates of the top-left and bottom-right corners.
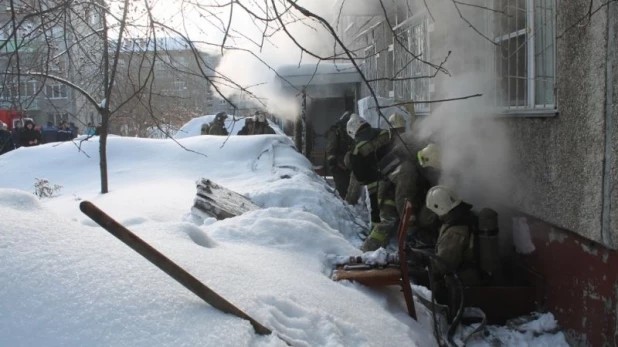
[394, 16, 430, 113]
[219, 98, 227, 106]
[494, 0, 555, 110]
[45, 84, 68, 99]
[19, 80, 38, 97]
[172, 80, 187, 91]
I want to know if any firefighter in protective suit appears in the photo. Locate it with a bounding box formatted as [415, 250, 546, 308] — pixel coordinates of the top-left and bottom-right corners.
[208, 112, 229, 136]
[425, 185, 481, 320]
[418, 143, 441, 186]
[388, 113, 406, 135]
[326, 111, 354, 200]
[346, 113, 426, 252]
[410, 143, 443, 247]
[239, 111, 276, 135]
[200, 123, 210, 135]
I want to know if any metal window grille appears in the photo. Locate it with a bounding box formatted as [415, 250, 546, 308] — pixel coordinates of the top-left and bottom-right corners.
[494, 0, 555, 109]
[394, 17, 429, 113]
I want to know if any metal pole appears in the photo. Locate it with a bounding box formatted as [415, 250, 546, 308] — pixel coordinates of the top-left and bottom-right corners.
[79, 201, 274, 336]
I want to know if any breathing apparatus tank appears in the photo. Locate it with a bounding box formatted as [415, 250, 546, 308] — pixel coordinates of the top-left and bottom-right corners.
[477, 208, 502, 285]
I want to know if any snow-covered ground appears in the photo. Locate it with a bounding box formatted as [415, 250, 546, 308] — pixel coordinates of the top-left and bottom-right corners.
[0, 133, 569, 346]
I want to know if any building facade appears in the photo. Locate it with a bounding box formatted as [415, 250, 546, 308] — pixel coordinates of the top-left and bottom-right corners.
[337, 0, 617, 345]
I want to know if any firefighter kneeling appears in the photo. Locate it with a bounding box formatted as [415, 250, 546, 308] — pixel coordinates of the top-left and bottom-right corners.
[419, 185, 501, 322]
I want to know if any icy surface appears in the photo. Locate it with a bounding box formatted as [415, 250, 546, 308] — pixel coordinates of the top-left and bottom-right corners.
[0, 134, 569, 346]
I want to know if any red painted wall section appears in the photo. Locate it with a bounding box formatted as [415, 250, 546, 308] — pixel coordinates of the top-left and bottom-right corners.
[515, 215, 618, 346]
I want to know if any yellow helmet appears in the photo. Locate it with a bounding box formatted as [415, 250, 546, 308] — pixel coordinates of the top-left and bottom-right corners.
[417, 143, 441, 169]
[388, 113, 406, 129]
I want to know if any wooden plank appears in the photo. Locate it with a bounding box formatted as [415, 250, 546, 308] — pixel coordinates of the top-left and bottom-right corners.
[332, 266, 402, 286]
[191, 178, 260, 221]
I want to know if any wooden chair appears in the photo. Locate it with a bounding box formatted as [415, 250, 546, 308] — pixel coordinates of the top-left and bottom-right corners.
[332, 200, 417, 320]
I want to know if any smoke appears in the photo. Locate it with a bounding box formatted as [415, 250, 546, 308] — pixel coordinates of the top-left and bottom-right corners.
[211, 0, 344, 120]
[410, 0, 517, 209]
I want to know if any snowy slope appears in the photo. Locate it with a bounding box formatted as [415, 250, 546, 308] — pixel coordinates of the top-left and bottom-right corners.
[0, 135, 569, 346]
[174, 114, 286, 139]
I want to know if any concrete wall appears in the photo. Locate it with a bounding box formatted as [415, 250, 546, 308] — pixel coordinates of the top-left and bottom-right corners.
[609, 0, 618, 253]
[507, 0, 617, 249]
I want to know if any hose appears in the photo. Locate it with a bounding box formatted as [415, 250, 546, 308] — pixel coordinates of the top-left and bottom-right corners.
[408, 247, 465, 347]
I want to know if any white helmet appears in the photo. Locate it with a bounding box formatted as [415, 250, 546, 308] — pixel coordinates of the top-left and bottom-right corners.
[418, 143, 441, 169]
[388, 113, 406, 129]
[346, 113, 367, 138]
[426, 185, 461, 216]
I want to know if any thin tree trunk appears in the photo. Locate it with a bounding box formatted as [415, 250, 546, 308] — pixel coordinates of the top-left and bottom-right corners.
[99, 109, 109, 193]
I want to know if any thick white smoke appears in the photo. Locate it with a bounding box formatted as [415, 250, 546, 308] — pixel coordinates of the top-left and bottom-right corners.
[411, 0, 516, 209]
[211, 0, 342, 120]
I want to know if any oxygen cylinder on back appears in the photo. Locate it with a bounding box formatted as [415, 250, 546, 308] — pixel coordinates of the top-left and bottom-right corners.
[477, 208, 501, 284]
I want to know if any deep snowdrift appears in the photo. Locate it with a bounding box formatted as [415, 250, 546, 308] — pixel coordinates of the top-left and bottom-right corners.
[0, 135, 569, 346]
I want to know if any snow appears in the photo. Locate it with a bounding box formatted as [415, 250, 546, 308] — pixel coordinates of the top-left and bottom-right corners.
[174, 114, 286, 139]
[0, 134, 569, 346]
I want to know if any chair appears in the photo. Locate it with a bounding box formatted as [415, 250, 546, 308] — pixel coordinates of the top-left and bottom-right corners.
[332, 200, 417, 320]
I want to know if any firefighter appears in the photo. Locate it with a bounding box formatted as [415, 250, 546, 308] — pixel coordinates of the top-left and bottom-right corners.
[417, 143, 441, 186]
[425, 185, 481, 320]
[208, 112, 229, 136]
[239, 111, 275, 136]
[346, 113, 426, 252]
[408, 142, 443, 247]
[388, 113, 406, 135]
[200, 123, 210, 135]
[326, 111, 354, 200]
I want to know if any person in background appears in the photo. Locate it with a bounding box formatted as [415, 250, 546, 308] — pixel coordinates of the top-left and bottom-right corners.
[86, 123, 96, 136]
[11, 120, 22, 149]
[69, 122, 78, 138]
[326, 111, 354, 200]
[20, 120, 41, 147]
[41, 121, 59, 144]
[57, 122, 73, 142]
[0, 121, 15, 155]
[208, 112, 229, 136]
[200, 123, 210, 135]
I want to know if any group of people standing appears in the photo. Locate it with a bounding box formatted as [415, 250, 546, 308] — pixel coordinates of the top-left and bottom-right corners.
[200, 111, 276, 137]
[327, 111, 498, 320]
[0, 119, 82, 156]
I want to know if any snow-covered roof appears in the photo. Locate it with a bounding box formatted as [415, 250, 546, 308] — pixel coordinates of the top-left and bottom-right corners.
[276, 63, 362, 87]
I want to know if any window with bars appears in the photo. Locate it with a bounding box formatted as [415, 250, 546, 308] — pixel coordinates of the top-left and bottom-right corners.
[394, 16, 430, 113]
[494, 0, 555, 110]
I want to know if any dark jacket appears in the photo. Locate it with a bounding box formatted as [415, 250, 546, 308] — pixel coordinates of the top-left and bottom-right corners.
[326, 120, 354, 170]
[20, 121, 41, 147]
[348, 125, 392, 184]
[238, 119, 275, 135]
[11, 128, 21, 148]
[41, 125, 59, 143]
[0, 129, 15, 154]
[57, 127, 74, 142]
[208, 121, 229, 136]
